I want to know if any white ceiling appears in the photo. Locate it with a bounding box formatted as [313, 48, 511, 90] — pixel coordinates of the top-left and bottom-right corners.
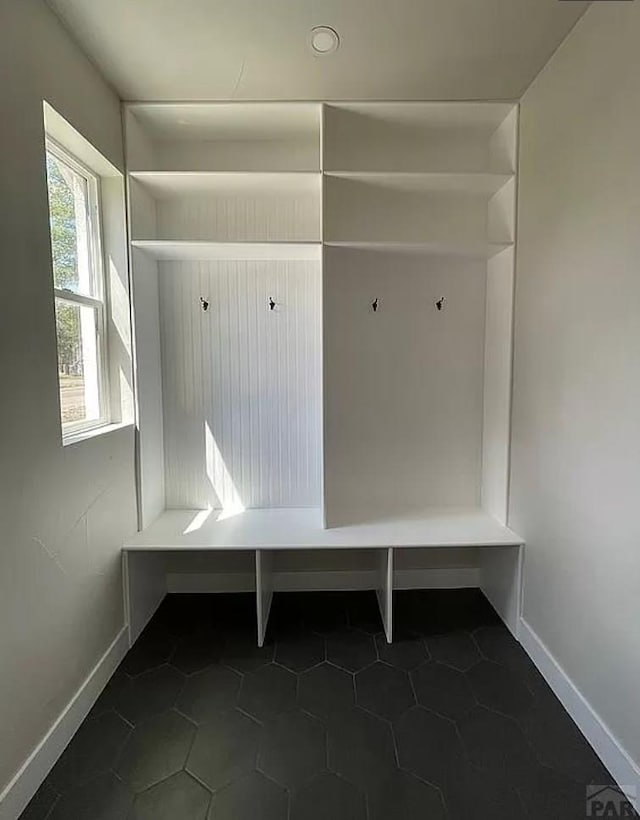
[47, 0, 589, 102]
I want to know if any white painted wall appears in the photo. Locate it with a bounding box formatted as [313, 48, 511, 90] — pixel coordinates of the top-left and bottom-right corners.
[0, 0, 136, 801]
[512, 0, 640, 770]
[323, 247, 486, 525]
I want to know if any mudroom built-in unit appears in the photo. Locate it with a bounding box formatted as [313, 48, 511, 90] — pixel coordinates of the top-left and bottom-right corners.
[123, 101, 523, 645]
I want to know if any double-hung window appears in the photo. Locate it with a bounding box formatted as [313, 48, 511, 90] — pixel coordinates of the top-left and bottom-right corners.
[45, 138, 109, 439]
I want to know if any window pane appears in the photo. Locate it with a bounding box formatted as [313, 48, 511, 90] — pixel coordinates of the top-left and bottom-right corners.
[55, 299, 102, 428]
[46, 151, 97, 297]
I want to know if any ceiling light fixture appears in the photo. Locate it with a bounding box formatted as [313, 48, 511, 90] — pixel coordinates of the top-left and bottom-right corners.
[310, 26, 340, 55]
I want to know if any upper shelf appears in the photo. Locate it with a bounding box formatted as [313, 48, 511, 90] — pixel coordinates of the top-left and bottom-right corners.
[130, 171, 322, 197]
[325, 241, 513, 260]
[131, 240, 322, 262]
[127, 102, 321, 141]
[126, 103, 322, 172]
[324, 172, 513, 195]
[324, 102, 516, 130]
[323, 102, 518, 175]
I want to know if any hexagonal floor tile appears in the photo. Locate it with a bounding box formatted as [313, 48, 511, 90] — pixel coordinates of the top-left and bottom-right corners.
[411, 662, 476, 720]
[375, 631, 428, 670]
[519, 695, 614, 785]
[427, 630, 480, 671]
[327, 707, 397, 789]
[517, 764, 600, 820]
[123, 625, 176, 676]
[48, 711, 131, 791]
[209, 770, 287, 820]
[116, 665, 185, 725]
[129, 772, 210, 820]
[238, 664, 297, 721]
[297, 663, 355, 719]
[259, 709, 326, 788]
[473, 624, 530, 671]
[457, 706, 537, 788]
[355, 662, 414, 721]
[290, 772, 366, 820]
[368, 769, 447, 820]
[89, 667, 130, 719]
[275, 632, 325, 673]
[115, 709, 195, 792]
[326, 629, 376, 672]
[222, 636, 274, 674]
[48, 772, 133, 820]
[171, 631, 224, 675]
[176, 665, 241, 724]
[186, 708, 261, 789]
[467, 660, 533, 719]
[394, 706, 465, 788]
[441, 762, 528, 820]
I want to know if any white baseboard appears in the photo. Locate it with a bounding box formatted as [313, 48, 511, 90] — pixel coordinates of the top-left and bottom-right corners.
[519, 618, 639, 811]
[0, 627, 129, 820]
[166, 567, 479, 594]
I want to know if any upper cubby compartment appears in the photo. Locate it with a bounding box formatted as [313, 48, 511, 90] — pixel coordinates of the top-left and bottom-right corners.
[323, 173, 515, 255]
[125, 103, 322, 172]
[129, 171, 321, 244]
[323, 102, 517, 174]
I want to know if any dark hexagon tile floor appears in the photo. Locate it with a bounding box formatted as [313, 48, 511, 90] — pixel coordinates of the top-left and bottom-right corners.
[20, 590, 637, 820]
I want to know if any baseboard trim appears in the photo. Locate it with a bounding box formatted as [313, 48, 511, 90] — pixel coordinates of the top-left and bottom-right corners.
[519, 618, 639, 810]
[0, 627, 129, 820]
[166, 567, 480, 594]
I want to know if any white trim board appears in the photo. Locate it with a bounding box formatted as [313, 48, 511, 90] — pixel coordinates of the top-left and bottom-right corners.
[519, 618, 640, 812]
[165, 566, 480, 594]
[0, 627, 129, 820]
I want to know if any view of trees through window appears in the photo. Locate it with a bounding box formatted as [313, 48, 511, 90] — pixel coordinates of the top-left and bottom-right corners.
[46, 146, 104, 431]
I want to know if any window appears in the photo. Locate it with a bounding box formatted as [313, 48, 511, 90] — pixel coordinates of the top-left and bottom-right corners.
[45, 139, 109, 438]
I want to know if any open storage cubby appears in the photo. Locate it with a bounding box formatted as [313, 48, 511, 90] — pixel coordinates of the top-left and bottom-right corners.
[124, 101, 523, 647]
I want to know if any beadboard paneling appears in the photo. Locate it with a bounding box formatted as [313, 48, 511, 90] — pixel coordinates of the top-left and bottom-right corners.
[159, 260, 322, 510]
[152, 190, 320, 243]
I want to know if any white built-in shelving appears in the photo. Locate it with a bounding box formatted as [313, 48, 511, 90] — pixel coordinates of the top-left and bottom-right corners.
[124, 101, 522, 646]
[131, 241, 322, 261]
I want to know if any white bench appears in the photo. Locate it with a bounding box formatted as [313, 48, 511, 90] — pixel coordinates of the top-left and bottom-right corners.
[123, 507, 524, 647]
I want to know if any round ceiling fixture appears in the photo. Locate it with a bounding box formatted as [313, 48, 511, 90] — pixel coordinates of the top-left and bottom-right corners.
[310, 26, 340, 55]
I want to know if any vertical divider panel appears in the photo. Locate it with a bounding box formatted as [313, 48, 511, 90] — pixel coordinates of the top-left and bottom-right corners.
[320, 104, 328, 529]
[124, 551, 168, 645]
[255, 549, 274, 647]
[482, 107, 518, 524]
[376, 547, 394, 644]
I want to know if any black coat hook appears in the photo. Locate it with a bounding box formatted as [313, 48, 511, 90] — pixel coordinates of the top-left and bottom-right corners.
[200, 297, 210, 312]
[269, 297, 277, 311]
[371, 298, 379, 313]
[435, 297, 446, 312]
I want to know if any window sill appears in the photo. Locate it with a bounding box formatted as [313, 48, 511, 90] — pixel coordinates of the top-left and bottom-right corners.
[63, 421, 134, 447]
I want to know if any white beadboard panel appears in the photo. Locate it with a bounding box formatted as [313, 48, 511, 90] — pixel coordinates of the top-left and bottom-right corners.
[323, 246, 486, 527]
[159, 260, 322, 510]
[133, 182, 320, 243]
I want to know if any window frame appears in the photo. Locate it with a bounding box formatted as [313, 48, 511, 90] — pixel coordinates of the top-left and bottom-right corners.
[45, 136, 111, 440]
